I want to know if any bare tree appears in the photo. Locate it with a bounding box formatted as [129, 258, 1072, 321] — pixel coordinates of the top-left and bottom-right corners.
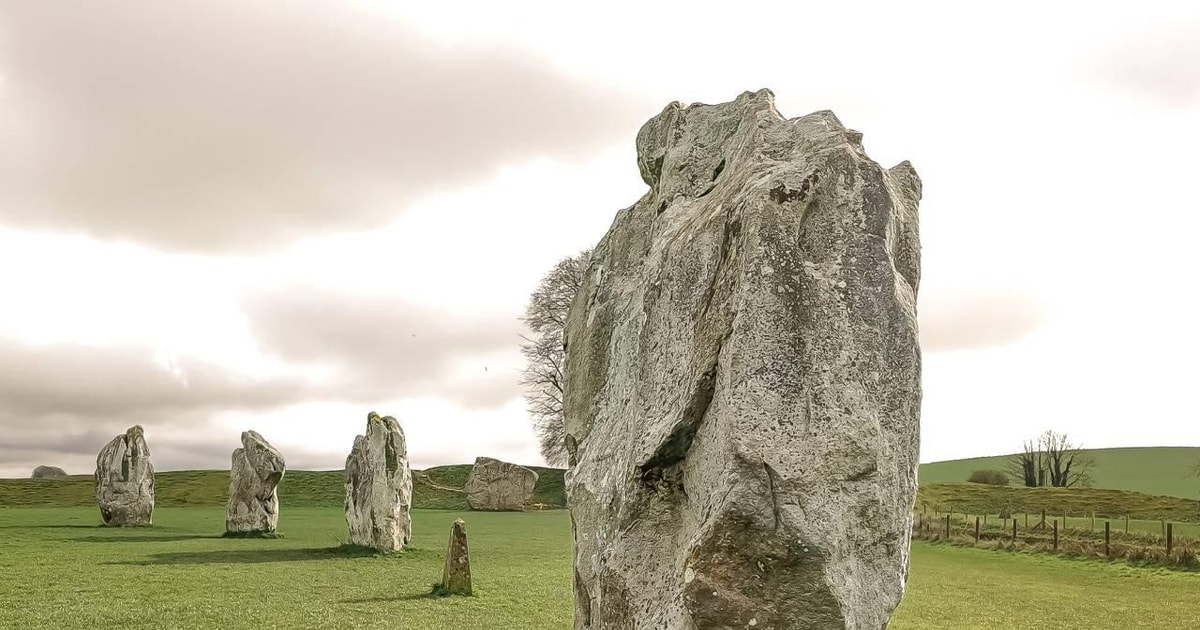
[1009, 430, 1093, 488]
[1009, 439, 1042, 488]
[1040, 430, 1093, 488]
[520, 250, 590, 467]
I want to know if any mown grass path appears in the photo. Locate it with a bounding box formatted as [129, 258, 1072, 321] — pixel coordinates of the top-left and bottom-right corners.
[3, 507, 1199, 628]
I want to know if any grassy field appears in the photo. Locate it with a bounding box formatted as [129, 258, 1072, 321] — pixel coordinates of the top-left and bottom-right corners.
[0, 507, 573, 630]
[919, 446, 1200, 499]
[2, 506, 1199, 629]
[891, 541, 1200, 628]
[917, 482, 1200, 522]
[0, 465, 568, 510]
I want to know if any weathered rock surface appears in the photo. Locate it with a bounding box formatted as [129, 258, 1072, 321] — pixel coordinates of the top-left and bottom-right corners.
[31, 465, 67, 479]
[464, 457, 538, 511]
[95, 425, 155, 526]
[440, 518, 472, 596]
[226, 430, 286, 534]
[344, 412, 413, 552]
[563, 90, 922, 629]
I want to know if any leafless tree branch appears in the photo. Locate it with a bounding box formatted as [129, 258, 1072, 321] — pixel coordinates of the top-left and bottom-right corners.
[520, 249, 590, 467]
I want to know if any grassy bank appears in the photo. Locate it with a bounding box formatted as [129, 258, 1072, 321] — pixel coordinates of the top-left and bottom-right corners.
[917, 483, 1200, 523]
[919, 446, 1200, 499]
[0, 465, 568, 511]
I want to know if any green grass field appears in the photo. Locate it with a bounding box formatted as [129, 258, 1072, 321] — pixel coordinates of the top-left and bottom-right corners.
[2, 506, 1200, 628]
[919, 447, 1200, 499]
[891, 541, 1200, 628]
[0, 507, 574, 630]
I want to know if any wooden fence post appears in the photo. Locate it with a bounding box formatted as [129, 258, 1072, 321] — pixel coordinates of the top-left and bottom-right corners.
[1041, 508, 1046, 527]
[1091, 513, 1095, 532]
[945, 514, 951, 538]
[1053, 520, 1059, 551]
[1125, 515, 1129, 534]
[1105, 521, 1110, 558]
[1012, 517, 1017, 542]
[1025, 512, 1029, 527]
[975, 516, 980, 543]
[1167, 523, 1173, 556]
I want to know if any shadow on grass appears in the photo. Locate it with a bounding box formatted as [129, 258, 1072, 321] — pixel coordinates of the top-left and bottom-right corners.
[72, 534, 225, 543]
[0, 524, 102, 530]
[106, 544, 386, 566]
[338, 593, 440, 604]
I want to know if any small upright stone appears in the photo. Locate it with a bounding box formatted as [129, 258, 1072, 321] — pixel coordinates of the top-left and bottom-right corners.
[344, 412, 413, 552]
[225, 430, 286, 535]
[31, 465, 67, 479]
[464, 457, 538, 511]
[439, 519, 472, 596]
[94, 425, 155, 526]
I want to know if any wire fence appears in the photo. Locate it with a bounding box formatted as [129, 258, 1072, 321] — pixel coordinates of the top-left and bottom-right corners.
[912, 509, 1200, 571]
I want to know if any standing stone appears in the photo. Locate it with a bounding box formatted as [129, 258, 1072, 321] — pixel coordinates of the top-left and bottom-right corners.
[344, 411, 413, 552]
[225, 430, 286, 534]
[564, 90, 922, 629]
[464, 457, 539, 511]
[31, 465, 67, 479]
[94, 425, 155, 526]
[439, 518, 472, 596]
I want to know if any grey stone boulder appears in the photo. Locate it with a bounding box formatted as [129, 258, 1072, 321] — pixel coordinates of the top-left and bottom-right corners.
[464, 457, 538, 511]
[31, 465, 67, 479]
[344, 412, 412, 552]
[226, 430, 286, 534]
[94, 425, 155, 526]
[439, 518, 472, 596]
[563, 90, 922, 629]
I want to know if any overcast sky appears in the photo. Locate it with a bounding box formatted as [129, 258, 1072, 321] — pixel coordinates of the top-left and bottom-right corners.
[1, 0, 1197, 477]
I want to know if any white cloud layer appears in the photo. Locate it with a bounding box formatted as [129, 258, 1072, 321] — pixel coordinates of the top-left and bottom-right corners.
[1, 0, 1198, 477]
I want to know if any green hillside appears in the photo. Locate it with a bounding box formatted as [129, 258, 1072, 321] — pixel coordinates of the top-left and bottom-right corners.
[920, 447, 1200, 500]
[0, 464, 567, 510]
[917, 483, 1200, 522]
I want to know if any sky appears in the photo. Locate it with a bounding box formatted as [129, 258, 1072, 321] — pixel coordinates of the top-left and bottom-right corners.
[1, 0, 1197, 477]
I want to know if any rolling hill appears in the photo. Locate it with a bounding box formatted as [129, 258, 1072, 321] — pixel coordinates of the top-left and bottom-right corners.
[919, 446, 1200, 500]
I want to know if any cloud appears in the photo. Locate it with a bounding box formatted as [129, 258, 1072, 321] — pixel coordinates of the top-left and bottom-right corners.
[0, 334, 324, 476]
[920, 290, 1045, 352]
[0, 407, 301, 478]
[1096, 20, 1200, 107]
[241, 287, 526, 409]
[0, 337, 311, 418]
[0, 1, 649, 252]
[0, 280, 536, 477]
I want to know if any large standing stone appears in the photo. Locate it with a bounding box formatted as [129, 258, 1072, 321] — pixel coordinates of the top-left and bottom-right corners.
[563, 90, 922, 629]
[94, 425, 155, 526]
[225, 430, 286, 534]
[344, 412, 413, 552]
[439, 518, 472, 596]
[31, 465, 67, 479]
[464, 457, 538, 511]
